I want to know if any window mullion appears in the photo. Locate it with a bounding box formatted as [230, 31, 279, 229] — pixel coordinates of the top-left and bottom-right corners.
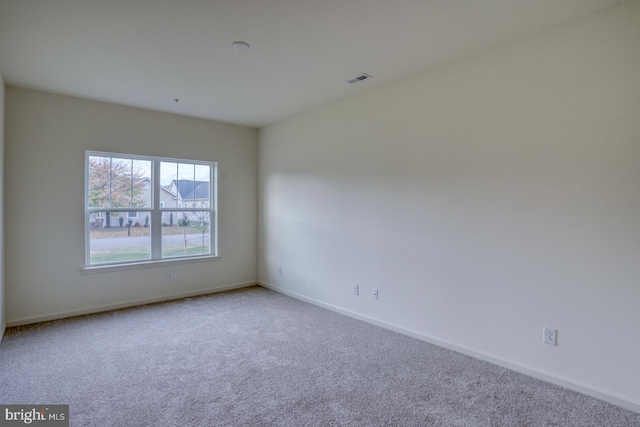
[211, 163, 217, 256]
[151, 159, 162, 260]
[85, 154, 90, 266]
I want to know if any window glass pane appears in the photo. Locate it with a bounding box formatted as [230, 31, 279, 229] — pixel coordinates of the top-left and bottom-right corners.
[132, 159, 152, 208]
[89, 211, 152, 264]
[88, 156, 110, 208]
[194, 164, 211, 208]
[160, 161, 178, 208]
[162, 211, 210, 258]
[178, 163, 196, 207]
[87, 152, 216, 267]
[110, 158, 133, 208]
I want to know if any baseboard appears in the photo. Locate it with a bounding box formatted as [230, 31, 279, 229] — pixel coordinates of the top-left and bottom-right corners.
[7, 281, 257, 327]
[0, 322, 5, 347]
[259, 281, 640, 414]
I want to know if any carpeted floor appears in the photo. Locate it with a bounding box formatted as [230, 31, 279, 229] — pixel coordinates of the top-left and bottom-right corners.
[0, 286, 638, 426]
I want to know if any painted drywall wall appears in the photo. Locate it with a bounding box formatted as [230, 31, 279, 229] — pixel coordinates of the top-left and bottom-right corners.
[259, 1, 640, 409]
[5, 87, 258, 324]
[0, 73, 5, 338]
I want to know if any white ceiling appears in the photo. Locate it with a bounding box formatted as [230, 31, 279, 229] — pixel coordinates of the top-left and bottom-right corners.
[0, 0, 623, 128]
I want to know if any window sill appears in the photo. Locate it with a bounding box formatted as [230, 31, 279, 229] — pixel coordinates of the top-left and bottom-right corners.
[81, 255, 219, 274]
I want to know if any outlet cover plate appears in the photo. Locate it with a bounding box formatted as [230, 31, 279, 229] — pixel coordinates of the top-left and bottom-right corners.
[543, 327, 557, 345]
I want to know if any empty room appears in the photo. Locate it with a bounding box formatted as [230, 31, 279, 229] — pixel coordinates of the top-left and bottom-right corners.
[1, 0, 639, 425]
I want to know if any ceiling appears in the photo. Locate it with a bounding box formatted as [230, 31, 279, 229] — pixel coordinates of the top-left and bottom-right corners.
[0, 0, 623, 128]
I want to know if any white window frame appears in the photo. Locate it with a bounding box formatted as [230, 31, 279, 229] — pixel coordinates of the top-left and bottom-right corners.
[84, 151, 218, 268]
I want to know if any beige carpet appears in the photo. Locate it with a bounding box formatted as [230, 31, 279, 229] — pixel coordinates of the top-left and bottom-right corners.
[1, 286, 638, 426]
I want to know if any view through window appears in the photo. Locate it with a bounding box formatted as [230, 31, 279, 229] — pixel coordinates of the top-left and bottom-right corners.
[85, 151, 217, 266]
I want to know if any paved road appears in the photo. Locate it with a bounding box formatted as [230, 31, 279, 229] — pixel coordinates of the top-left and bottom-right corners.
[91, 233, 209, 249]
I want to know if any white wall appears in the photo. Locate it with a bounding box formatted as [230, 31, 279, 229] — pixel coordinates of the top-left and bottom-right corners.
[0, 72, 5, 339]
[5, 87, 258, 324]
[259, 1, 640, 410]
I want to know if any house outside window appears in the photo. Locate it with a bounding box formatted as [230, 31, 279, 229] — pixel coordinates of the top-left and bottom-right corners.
[85, 151, 217, 267]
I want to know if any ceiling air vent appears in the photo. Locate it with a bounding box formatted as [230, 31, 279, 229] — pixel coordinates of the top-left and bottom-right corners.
[346, 73, 372, 85]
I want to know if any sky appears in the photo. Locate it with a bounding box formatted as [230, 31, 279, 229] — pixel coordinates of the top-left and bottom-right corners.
[128, 159, 211, 186]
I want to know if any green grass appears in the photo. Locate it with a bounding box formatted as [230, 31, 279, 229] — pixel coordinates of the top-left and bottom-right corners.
[90, 247, 152, 264]
[91, 225, 207, 239]
[162, 245, 211, 258]
[90, 245, 210, 264]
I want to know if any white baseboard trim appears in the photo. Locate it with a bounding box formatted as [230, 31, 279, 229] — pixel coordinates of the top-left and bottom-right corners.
[259, 281, 640, 414]
[7, 281, 257, 327]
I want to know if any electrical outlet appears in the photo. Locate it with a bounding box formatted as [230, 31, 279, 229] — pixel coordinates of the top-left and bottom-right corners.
[352, 284, 359, 296]
[372, 289, 379, 300]
[543, 327, 557, 345]
[278, 266, 282, 275]
[166, 271, 174, 281]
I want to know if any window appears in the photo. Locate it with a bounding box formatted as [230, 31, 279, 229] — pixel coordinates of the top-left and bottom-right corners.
[85, 151, 217, 267]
